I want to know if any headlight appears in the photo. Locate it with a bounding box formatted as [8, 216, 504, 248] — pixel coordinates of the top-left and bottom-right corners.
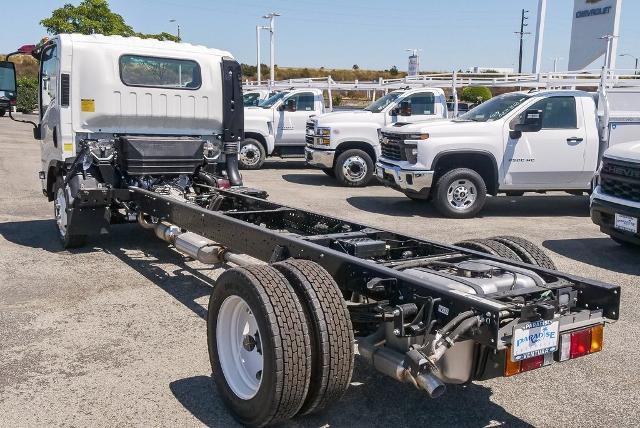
[405, 133, 429, 140]
[204, 139, 222, 159]
[317, 127, 331, 137]
[403, 142, 419, 164]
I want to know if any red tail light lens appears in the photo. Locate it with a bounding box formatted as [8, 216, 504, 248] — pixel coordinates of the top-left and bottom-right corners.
[520, 354, 544, 372]
[570, 329, 592, 359]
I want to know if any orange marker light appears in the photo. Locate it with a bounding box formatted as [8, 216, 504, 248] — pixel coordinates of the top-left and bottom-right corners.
[504, 348, 521, 377]
[590, 324, 604, 353]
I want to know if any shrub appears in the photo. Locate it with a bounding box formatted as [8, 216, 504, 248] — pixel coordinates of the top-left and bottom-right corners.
[332, 94, 342, 106]
[460, 86, 492, 103]
[17, 76, 38, 113]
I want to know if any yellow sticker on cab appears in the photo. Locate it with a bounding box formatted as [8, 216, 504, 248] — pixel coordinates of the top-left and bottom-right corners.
[81, 99, 95, 112]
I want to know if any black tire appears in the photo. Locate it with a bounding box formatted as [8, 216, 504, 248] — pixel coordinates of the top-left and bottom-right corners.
[490, 236, 557, 270]
[273, 259, 354, 416]
[53, 177, 86, 249]
[321, 168, 336, 178]
[208, 265, 312, 427]
[334, 149, 374, 187]
[505, 191, 525, 197]
[454, 238, 521, 261]
[239, 138, 267, 170]
[0, 109, 5, 117]
[433, 168, 487, 218]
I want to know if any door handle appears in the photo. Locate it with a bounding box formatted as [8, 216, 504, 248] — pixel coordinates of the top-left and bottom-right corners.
[566, 137, 583, 143]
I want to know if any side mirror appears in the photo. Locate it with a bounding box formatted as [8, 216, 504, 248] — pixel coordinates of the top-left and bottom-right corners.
[0, 61, 18, 102]
[514, 109, 544, 133]
[399, 101, 412, 116]
[286, 98, 297, 112]
[33, 124, 42, 140]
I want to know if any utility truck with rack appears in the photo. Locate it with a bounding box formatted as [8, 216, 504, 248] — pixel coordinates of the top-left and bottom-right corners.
[305, 88, 447, 186]
[241, 88, 325, 169]
[2, 35, 621, 427]
[376, 79, 640, 218]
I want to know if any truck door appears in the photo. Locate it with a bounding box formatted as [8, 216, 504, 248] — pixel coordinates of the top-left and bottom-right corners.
[502, 96, 587, 187]
[276, 91, 316, 145]
[39, 44, 61, 162]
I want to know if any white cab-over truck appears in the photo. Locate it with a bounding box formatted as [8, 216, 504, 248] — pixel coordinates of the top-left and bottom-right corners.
[305, 88, 448, 186]
[1, 34, 622, 428]
[591, 141, 640, 247]
[241, 88, 325, 169]
[376, 87, 640, 217]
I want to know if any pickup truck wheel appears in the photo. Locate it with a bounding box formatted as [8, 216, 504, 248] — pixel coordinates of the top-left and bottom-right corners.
[334, 149, 373, 187]
[321, 168, 336, 178]
[454, 238, 521, 261]
[208, 265, 312, 427]
[273, 260, 354, 416]
[489, 236, 556, 270]
[53, 177, 86, 248]
[433, 168, 487, 218]
[239, 138, 266, 170]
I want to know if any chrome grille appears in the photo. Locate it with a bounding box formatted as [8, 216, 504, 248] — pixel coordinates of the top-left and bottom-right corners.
[600, 157, 640, 203]
[305, 121, 315, 145]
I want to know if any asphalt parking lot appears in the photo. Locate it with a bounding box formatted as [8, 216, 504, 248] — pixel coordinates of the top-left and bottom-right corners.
[1, 116, 638, 427]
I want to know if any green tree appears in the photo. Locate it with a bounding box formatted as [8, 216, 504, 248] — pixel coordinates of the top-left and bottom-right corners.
[352, 64, 359, 70]
[389, 65, 399, 76]
[40, 0, 180, 42]
[460, 86, 492, 103]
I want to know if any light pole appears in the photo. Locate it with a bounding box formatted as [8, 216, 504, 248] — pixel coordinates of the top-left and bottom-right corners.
[620, 53, 639, 75]
[169, 19, 180, 41]
[262, 12, 280, 84]
[256, 25, 268, 85]
[551, 57, 563, 73]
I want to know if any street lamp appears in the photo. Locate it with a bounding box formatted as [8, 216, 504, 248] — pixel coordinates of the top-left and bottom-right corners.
[169, 19, 180, 41]
[619, 53, 639, 75]
[262, 12, 280, 84]
[256, 25, 269, 85]
[551, 57, 563, 73]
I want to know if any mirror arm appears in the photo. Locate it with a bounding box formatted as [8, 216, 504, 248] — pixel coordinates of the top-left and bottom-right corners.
[8, 109, 39, 130]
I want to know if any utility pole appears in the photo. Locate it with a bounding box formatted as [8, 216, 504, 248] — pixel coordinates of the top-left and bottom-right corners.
[515, 9, 530, 74]
[262, 12, 280, 84]
[256, 25, 268, 85]
[620, 54, 639, 75]
[169, 19, 180, 41]
[532, 0, 547, 74]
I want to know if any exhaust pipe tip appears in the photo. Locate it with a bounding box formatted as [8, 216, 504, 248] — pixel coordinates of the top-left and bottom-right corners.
[416, 372, 446, 398]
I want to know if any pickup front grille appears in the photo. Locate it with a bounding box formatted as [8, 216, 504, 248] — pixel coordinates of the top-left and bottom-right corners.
[600, 157, 640, 203]
[305, 121, 315, 145]
[380, 133, 407, 161]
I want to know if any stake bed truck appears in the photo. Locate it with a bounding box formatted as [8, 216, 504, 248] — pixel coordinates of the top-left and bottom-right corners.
[1, 34, 620, 427]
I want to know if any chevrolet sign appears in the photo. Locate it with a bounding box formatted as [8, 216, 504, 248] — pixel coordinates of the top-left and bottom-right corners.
[576, 5, 612, 18]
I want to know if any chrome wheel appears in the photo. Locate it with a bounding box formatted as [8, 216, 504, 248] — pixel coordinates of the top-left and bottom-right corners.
[239, 143, 262, 168]
[54, 187, 69, 238]
[216, 295, 264, 400]
[341, 156, 367, 183]
[446, 179, 477, 210]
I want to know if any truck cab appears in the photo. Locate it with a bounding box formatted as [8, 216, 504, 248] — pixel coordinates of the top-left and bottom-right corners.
[243, 89, 270, 107]
[241, 88, 325, 169]
[376, 89, 640, 217]
[305, 88, 447, 186]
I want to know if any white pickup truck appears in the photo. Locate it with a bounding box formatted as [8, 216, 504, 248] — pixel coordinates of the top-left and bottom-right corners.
[305, 88, 447, 186]
[376, 88, 640, 218]
[241, 88, 325, 169]
[591, 141, 640, 248]
[243, 89, 270, 107]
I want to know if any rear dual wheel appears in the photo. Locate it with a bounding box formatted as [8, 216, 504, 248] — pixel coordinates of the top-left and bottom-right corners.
[208, 262, 354, 427]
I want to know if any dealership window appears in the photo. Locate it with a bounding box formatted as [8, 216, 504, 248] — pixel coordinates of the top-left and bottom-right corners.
[119, 55, 201, 89]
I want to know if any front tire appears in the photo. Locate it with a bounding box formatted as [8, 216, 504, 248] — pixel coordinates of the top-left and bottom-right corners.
[334, 149, 373, 187]
[433, 168, 487, 218]
[208, 265, 312, 427]
[321, 168, 336, 178]
[239, 138, 266, 170]
[53, 177, 86, 248]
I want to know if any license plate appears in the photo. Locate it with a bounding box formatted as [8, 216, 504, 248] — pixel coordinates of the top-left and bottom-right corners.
[512, 320, 559, 362]
[614, 213, 638, 233]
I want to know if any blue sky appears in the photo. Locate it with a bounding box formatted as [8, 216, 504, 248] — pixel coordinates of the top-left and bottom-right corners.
[3, 0, 640, 72]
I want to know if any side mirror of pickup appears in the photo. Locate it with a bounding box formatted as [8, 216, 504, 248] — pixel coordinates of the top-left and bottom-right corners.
[513, 109, 544, 134]
[0, 60, 18, 103]
[285, 98, 297, 112]
[399, 101, 412, 116]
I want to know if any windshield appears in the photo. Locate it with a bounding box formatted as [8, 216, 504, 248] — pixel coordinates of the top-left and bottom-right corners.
[365, 92, 402, 113]
[259, 92, 287, 108]
[457, 93, 530, 122]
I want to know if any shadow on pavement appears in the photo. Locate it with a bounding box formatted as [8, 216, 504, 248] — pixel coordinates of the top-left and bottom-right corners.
[543, 237, 640, 275]
[282, 173, 383, 188]
[260, 159, 309, 170]
[169, 356, 532, 428]
[346, 195, 590, 218]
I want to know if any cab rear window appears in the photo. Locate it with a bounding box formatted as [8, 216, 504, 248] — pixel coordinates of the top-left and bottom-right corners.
[119, 55, 201, 89]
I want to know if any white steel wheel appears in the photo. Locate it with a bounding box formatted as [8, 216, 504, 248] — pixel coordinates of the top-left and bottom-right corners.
[216, 295, 264, 400]
[334, 149, 374, 187]
[238, 139, 266, 170]
[342, 155, 367, 183]
[446, 179, 477, 210]
[54, 186, 69, 238]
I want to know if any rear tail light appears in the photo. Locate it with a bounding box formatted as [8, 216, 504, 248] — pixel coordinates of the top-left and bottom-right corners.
[557, 324, 604, 362]
[506, 324, 605, 376]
